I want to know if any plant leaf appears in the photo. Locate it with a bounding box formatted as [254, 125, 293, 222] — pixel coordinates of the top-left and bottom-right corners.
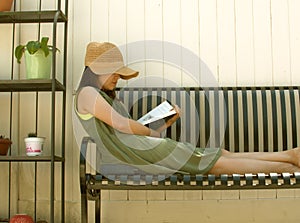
[41, 44, 50, 57]
[40, 37, 49, 46]
[15, 45, 25, 63]
[26, 41, 40, 54]
[40, 37, 50, 57]
[14, 36, 55, 63]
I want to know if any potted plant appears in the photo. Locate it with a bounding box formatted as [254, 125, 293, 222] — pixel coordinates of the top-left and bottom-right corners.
[0, 0, 13, 11]
[10, 214, 34, 223]
[14, 37, 58, 79]
[0, 135, 12, 156]
[24, 133, 45, 156]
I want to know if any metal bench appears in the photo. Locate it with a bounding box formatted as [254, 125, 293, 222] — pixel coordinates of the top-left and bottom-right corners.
[79, 86, 300, 222]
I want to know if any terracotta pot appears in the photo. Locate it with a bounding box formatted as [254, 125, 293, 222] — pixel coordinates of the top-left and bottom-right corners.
[0, 138, 12, 155]
[0, 0, 14, 11]
[9, 214, 34, 223]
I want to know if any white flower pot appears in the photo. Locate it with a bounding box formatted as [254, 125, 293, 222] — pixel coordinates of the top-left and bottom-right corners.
[24, 137, 45, 156]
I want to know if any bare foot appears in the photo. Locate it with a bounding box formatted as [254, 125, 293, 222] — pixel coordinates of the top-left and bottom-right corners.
[291, 147, 300, 168]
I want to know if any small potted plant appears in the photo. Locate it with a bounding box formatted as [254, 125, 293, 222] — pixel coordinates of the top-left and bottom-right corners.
[0, 135, 12, 156]
[10, 214, 34, 223]
[14, 37, 58, 79]
[24, 132, 45, 156]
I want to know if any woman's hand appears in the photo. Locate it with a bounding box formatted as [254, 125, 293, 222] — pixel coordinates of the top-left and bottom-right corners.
[168, 105, 181, 126]
[153, 104, 182, 135]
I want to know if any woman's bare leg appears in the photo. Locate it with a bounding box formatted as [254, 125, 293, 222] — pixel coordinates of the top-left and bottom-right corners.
[208, 156, 300, 176]
[220, 147, 300, 167]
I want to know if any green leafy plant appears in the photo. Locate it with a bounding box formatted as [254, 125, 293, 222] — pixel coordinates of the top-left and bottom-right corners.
[27, 132, 38, 137]
[0, 135, 9, 140]
[0, 135, 12, 155]
[14, 37, 58, 63]
[0, 135, 11, 143]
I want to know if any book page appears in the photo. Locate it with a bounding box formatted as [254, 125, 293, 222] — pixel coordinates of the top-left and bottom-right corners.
[137, 101, 176, 125]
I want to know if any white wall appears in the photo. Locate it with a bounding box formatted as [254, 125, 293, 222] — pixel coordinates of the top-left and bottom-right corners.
[71, 0, 300, 90]
[1, 0, 300, 222]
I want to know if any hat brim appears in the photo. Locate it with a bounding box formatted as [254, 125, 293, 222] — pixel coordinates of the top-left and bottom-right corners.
[89, 62, 139, 80]
[115, 66, 139, 80]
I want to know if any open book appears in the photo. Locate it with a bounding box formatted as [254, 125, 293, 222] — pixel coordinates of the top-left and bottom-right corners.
[137, 100, 177, 125]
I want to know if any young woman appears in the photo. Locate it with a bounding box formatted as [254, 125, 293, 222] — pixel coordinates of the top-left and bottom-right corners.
[75, 42, 300, 175]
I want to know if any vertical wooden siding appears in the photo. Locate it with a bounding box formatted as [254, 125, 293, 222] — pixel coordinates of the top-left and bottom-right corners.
[72, 0, 300, 89]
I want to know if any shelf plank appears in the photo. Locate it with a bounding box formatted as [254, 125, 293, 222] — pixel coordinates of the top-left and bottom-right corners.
[0, 155, 64, 162]
[0, 10, 67, 23]
[0, 79, 65, 92]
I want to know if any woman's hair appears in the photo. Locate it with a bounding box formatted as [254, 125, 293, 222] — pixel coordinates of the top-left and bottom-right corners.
[77, 67, 99, 89]
[77, 66, 116, 99]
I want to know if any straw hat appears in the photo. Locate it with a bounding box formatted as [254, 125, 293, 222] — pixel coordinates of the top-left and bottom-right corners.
[85, 42, 139, 80]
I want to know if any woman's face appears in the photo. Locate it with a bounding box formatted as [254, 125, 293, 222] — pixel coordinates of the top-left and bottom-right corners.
[98, 73, 120, 90]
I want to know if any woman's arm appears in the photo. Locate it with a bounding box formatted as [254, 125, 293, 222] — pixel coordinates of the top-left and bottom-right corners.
[77, 87, 160, 137]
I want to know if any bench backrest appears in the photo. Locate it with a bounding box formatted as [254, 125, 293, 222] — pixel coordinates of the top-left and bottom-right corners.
[117, 87, 300, 153]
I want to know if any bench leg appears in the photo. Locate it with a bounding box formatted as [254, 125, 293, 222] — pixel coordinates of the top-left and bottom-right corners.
[95, 191, 101, 222]
[81, 193, 88, 223]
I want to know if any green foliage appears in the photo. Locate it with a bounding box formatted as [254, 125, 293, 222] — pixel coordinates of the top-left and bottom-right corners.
[0, 135, 9, 140]
[27, 132, 37, 137]
[14, 37, 57, 64]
